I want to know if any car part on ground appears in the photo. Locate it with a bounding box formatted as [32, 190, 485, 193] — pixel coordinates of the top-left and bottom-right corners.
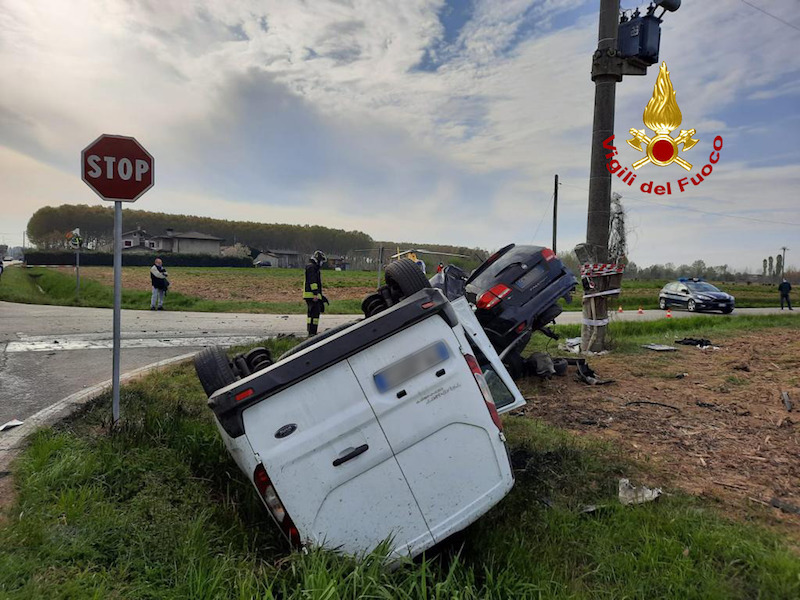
[198, 289, 525, 561]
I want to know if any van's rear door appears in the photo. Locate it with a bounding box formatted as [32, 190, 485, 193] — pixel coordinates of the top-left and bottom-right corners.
[241, 360, 434, 557]
[347, 316, 514, 543]
[449, 297, 526, 413]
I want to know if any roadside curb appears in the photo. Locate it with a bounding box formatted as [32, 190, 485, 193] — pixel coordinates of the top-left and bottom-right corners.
[0, 351, 198, 472]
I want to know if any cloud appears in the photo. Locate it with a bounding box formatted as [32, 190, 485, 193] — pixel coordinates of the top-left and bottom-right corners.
[0, 0, 798, 270]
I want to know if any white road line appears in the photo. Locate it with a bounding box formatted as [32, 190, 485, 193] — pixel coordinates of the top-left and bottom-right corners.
[5, 335, 272, 352]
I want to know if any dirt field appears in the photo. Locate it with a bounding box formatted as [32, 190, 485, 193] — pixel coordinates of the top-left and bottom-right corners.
[517, 329, 800, 533]
[66, 266, 376, 304]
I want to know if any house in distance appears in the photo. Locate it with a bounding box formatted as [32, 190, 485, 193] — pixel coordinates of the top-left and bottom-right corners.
[121, 227, 224, 255]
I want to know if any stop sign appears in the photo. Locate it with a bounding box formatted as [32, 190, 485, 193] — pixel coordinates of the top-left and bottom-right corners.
[81, 134, 154, 202]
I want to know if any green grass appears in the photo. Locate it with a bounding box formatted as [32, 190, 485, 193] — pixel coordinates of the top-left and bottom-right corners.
[527, 313, 800, 354]
[1, 338, 798, 599]
[0, 266, 364, 314]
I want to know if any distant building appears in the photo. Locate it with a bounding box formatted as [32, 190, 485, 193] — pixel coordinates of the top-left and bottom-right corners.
[149, 229, 224, 255]
[121, 227, 152, 251]
[253, 249, 302, 268]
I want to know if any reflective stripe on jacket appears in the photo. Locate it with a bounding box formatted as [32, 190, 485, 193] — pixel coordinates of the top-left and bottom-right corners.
[304, 260, 322, 299]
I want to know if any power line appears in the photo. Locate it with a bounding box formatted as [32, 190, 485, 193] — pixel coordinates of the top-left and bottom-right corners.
[559, 181, 800, 227]
[532, 192, 555, 242]
[739, 0, 800, 33]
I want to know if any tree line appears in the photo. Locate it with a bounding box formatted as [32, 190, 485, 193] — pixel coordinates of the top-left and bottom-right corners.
[25, 204, 483, 262]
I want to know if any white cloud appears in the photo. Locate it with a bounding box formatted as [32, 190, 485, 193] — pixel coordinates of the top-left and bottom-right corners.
[0, 0, 798, 270]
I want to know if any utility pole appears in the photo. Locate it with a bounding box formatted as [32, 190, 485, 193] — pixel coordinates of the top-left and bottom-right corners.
[552, 174, 559, 253]
[781, 246, 789, 278]
[581, 0, 679, 352]
[582, 0, 621, 353]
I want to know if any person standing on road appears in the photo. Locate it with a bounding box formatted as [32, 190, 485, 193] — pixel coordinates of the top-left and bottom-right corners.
[779, 279, 793, 310]
[303, 250, 326, 335]
[150, 257, 169, 311]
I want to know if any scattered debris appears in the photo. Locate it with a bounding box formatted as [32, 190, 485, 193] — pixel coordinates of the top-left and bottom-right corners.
[564, 337, 582, 353]
[676, 337, 714, 348]
[642, 344, 677, 352]
[695, 401, 716, 409]
[675, 372, 688, 379]
[526, 352, 555, 378]
[571, 359, 614, 386]
[732, 363, 751, 372]
[769, 497, 800, 515]
[618, 478, 662, 505]
[0, 419, 24, 432]
[781, 391, 793, 412]
[624, 400, 680, 411]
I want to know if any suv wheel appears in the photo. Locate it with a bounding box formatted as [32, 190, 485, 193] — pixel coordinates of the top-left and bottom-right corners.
[687, 299, 696, 312]
[384, 259, 429, 300]
[659, 297, 667, 310]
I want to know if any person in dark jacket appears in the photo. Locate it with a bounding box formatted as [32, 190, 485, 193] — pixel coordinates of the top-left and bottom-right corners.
[303, 251, 327, 335]
[150, 257, 169, 310]
[779, 279, 793, 310]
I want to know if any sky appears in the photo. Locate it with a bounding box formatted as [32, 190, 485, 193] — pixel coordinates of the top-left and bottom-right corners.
[0, 0, 798, 271]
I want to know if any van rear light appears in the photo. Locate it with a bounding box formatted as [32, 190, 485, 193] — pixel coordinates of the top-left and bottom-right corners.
[476, 284, 512, 310]
[235, 388, 254, 402]
[254, 463, 300, 546]
[464, 353, 503, 431]
[541, 248, 556, 262]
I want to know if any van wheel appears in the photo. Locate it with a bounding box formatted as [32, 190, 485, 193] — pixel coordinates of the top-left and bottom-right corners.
[385, 259, 429, 300]
[362, 293, 388, 318]
[278, 320, 362, 361]
[195, 346, 237, 396]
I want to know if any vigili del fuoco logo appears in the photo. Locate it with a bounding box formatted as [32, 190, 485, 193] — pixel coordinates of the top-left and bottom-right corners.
[604, 62, 723, 195]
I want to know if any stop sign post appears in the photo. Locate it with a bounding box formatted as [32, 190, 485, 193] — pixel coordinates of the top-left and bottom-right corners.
[81, 134, 155, 425]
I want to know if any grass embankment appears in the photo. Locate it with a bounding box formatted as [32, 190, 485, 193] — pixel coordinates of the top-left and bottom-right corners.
[528, 313, 800, 354]
[0, 266, 363, 314]
[1, 338, 798, 598]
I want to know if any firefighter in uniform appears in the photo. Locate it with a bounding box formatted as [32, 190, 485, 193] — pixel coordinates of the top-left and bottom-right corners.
[303, 250, 327, 335]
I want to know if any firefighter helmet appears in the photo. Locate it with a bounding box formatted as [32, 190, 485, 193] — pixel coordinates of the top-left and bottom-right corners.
[312, 250, 327, 264]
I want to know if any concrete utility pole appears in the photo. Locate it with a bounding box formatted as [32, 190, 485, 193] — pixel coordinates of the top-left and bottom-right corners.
[781, 246, 789, 278]
[552, 174, 559, 254]
[582, 0, 622, 352]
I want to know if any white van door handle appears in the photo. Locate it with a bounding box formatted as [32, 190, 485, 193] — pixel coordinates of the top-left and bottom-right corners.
[332, 444, 369, 467]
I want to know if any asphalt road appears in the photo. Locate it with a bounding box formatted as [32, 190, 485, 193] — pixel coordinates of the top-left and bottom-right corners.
[0, 301, 354, 425]
[0, 300, 793, 425]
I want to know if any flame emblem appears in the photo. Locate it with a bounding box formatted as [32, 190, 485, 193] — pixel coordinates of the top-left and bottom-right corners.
[627, 62, 698, 170]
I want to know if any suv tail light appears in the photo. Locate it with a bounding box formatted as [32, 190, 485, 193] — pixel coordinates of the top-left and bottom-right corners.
[464, 353, 503, 431]
[476, 284, 512, 310]
[541, 248, 556, 262]
[254, 463, 301, 546]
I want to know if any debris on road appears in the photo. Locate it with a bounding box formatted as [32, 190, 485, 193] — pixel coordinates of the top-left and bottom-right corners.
[564, 337, 582, 353]
[618, 478, 662, 505]
[0, 419, 24, 432]
[642, 344, 677, 352]
[781, 391, 793, 412]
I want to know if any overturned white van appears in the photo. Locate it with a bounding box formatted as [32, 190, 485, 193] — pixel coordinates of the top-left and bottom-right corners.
[200, 288, 525, 560]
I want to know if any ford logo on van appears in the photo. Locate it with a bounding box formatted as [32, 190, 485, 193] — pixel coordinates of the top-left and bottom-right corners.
[275, 423, 298, 439]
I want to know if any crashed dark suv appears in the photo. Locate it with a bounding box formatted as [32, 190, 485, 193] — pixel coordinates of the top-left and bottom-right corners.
[465, 244, 576, 368]
[659, 278, 735, 314]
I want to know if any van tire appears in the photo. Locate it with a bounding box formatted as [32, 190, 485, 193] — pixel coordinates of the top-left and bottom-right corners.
[385, 259, 429, 299]
[278, 320, 362, 361]
[195, 346, 238, 396]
